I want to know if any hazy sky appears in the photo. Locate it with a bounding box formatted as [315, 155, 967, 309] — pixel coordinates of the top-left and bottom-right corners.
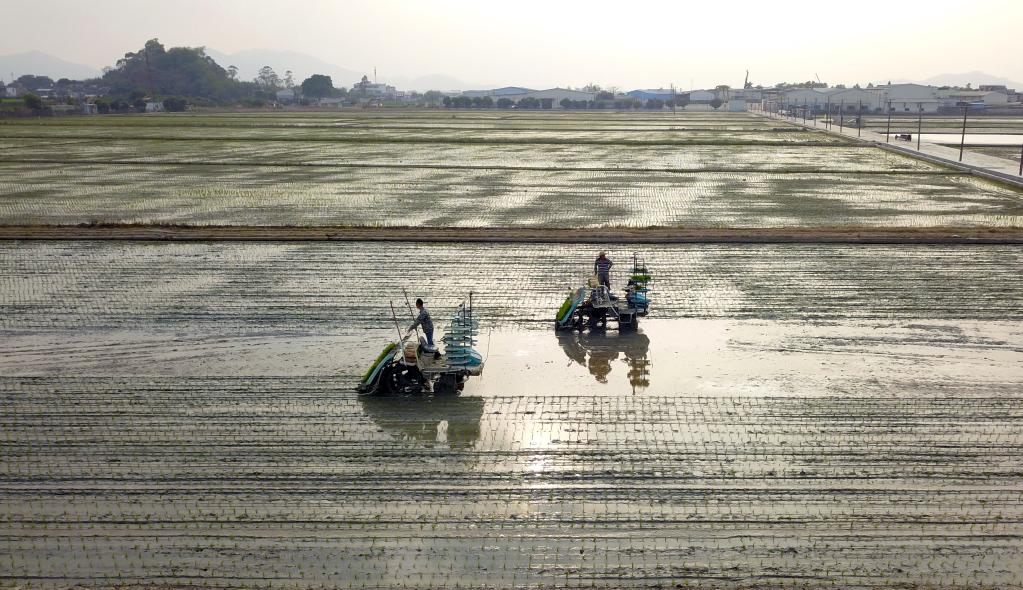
[3, 0, 1022, 88]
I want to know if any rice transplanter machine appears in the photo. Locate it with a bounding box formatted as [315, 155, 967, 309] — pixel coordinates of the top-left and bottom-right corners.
[359, 294, 484, 395]
[555, 253, 651, 331]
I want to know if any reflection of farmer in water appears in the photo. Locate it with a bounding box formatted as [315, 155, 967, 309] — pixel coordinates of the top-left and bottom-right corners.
[557, 331, 651, 392]
[587, 346, 615, 383]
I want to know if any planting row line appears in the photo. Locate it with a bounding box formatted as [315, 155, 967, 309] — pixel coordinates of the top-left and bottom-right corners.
[2, 242, 1021, 332]
[2, 164, 1018, 228]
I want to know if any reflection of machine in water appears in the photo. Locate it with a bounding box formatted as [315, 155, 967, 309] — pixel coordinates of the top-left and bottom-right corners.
[558, 330, 651, 392]
[358, 394, 485, 448]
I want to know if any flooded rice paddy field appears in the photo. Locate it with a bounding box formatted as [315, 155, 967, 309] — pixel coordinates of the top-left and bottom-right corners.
[0, 138, 937, 172]
[860, 115, 1023, 135]
[0, 122, 837, 145]
[1, 163, 1020, 228]
[2, 241, 1021, 333]
[968, 145, 1023, 163]
[0, 110, 805, 131]
[3, 111, 1022, 588]
[2, 241, 1023, 588]
[2, 111, 1021, 229]
[4, 376, 1022, 589]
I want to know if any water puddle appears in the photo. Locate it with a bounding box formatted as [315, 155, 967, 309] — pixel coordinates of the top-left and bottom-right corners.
[2, 319, 1019, 398]
[468, 319, 1021, 397]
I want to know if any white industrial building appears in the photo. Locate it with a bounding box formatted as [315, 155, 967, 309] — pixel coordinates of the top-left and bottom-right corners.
[782, 87, 880, 111]
[524, 88, 595, 104]
[877, 84, 942, 113]
[828, 88, 882, 110]
[626, 88, 678, 101]
[779, 83, 1011, 113]
[937, 89, 1010, 106]
[731, 88, 762, 102]
[689, 90, 716, 103]
[461, 87, 595, 109]
[979, 91, 1009, 105]
[781, 88, 828, 109]
[462, 87, 533, 98]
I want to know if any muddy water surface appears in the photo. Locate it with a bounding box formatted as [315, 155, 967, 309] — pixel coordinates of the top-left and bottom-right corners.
[2, 239, 1022, 588]
[3, 320, 1019, 399]
[2, 111, 1021, 229]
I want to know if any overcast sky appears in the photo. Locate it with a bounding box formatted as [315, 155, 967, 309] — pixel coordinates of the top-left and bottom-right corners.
[3, 0, 1021, 88]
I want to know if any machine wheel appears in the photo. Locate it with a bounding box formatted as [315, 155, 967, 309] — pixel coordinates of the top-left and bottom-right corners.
[382, 363, 427, 395]
[619, 312, 639, 331]
[434, 374, 459, 395]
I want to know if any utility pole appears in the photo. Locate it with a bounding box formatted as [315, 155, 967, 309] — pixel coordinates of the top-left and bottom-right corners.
[917, 103, 922, 151]
[839, 100, 844, 132]
[885, 100, 892, 143]
[857, 101, 862, 137]
[959, 105, 968, 162]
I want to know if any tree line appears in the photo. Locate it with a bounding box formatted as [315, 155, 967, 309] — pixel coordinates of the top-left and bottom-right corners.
[4, 38, 734, 115]
[4, 39, 358, 114]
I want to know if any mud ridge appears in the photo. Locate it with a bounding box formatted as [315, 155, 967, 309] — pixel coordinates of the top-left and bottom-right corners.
[3, 224, 1023, 244]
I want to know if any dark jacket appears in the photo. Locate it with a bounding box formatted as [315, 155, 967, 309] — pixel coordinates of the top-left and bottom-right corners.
[410, 308, 434, 333]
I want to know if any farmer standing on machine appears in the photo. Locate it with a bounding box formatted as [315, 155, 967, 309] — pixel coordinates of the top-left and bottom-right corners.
[408, 298, 439, 355]
[594, 251, 613, 289]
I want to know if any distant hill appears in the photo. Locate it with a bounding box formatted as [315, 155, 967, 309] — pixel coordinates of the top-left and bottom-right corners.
[0, 50, 101, 82]
[205, 48, 364, 88]
[205, 48, 483, 91]
[920, 71, 1023, 90]
[389, 73, 480, 92]
[885, 71, 1023, 90]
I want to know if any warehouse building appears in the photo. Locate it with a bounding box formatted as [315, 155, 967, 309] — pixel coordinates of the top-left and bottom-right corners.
[461, 87, 596, 109]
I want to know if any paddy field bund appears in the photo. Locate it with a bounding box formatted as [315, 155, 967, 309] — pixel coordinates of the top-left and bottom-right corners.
[1, 111, 1022, 589]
